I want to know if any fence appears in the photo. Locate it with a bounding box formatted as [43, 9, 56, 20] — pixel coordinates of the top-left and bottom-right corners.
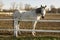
[0, 19, 60, 37]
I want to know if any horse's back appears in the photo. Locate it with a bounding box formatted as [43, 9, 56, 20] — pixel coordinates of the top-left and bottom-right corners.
[20, 10, 37, 20]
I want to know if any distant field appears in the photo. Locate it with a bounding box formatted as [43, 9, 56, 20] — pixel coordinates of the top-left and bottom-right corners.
[0, 13, 60, 19]
[0, 13, 60, 37]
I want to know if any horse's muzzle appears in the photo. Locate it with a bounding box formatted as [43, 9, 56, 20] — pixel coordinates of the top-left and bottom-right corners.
[42, 16, 44, 19]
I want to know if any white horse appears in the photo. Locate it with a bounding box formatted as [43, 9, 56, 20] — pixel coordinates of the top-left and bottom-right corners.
[13, 5, 47, 36]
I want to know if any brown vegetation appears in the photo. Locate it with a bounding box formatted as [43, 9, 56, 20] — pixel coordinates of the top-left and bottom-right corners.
[0, 13, 60, 37]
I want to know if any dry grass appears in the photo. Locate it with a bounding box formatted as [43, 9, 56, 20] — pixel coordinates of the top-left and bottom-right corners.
[0, 13, 60, 37]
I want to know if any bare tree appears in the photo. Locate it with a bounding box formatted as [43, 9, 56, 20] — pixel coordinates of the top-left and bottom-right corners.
[0, 0, 3, 11]
[57, 8, 60, 13]
[25, 4, 32, 11]
[50, 5, 57, 13]
[50, 5, 56, 9]
[10, 2, 17, 10]
[19, 2, 23, 10]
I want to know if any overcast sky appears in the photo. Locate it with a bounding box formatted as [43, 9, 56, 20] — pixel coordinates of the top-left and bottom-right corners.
[2, 0, 60, 9]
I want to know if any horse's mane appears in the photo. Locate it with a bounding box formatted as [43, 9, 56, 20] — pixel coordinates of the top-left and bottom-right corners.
[14, 7, 41, 14]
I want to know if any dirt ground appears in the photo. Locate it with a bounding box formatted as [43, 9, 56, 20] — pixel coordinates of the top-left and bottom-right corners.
[0, 13, 60, 37]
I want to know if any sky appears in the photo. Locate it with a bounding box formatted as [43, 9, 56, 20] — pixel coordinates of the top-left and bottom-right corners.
[1, 0, 60, 9]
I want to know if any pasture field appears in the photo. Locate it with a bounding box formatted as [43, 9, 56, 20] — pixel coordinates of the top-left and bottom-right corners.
[0, 37, 60, 40]
[0, 13, 60, 39]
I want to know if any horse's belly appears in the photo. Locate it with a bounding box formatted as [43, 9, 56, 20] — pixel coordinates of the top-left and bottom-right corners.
[21, 16, 37, 20]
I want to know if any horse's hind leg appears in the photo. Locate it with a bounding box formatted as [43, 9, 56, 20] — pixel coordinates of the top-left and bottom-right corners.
[14, 19, 21, 37]
[14, 19, 19, 37]
[18, 21, 21, 35]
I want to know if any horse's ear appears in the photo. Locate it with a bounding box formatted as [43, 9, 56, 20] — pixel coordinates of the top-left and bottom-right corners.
[45, 5, 47, 8]
[41, 5, 42, 7]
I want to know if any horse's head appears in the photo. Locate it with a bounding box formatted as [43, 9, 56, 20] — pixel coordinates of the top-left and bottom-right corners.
[41, 5, 47, 18]
[36, 5, 47, 19]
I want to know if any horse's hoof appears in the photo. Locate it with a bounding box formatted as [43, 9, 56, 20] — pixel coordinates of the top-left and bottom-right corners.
[32, 32, 36, 36]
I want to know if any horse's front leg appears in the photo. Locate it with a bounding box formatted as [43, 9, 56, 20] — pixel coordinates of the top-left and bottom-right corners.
[32, 16, 41, 36]
[32, 21, 38, 36]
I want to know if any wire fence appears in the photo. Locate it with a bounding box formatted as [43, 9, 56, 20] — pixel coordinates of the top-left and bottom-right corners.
[0, 19, 60, 37]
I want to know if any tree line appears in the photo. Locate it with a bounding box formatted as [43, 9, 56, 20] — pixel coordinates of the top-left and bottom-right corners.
[0, 0, 60, 13]
[47, 5, 60, 13]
